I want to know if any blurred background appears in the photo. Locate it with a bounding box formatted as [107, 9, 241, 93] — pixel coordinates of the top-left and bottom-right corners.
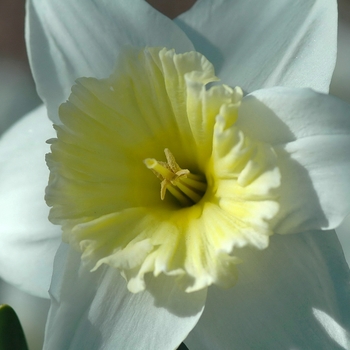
[0, 0, 40, 136]
[0, 0, 349, 349]
[0, 2, 49, 350]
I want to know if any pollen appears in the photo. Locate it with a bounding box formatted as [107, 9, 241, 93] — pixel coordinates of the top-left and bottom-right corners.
[144, 148, 207, 207]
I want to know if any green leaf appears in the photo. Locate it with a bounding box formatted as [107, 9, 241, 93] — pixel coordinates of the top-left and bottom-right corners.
[0, 305, 28, 350]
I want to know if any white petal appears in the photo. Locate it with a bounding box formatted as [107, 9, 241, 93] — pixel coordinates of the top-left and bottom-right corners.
[238, 88, 350, 145]
[26, 0, 194, 124]
[44, 243, 206, 350]
[313, 309, 350, 350]
[274, 136, 350, 233]
[237, 88, 350, 232]
[0, 105, 61, 298]
[175, 0, 337, 92]
[336, 214, 350, 266]
[185, 230, 350, 349]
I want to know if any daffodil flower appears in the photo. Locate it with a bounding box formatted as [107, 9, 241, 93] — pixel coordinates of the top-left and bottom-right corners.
[1, 0, 350, 349]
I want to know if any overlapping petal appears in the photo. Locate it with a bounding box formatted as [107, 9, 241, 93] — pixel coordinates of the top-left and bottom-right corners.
[44, 243, 206, 350]
[237, 88, 350, 233]
[0, 106, 61, 298]
[26, 0, 194, 124]
[175, 0, 337, 92]
[184, 230, 350, 349]
[26, 0, 337, 124]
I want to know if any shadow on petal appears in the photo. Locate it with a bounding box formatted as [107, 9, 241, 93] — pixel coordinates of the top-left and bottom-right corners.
[45, 243, 205, 349]
[237, 94, 329, 234]
[174, 19, 225, 77]
[237, 94, 295, 144]
[185, 230, 350, 350]
[145, 273, 207, 317]
[272, 146, 328, 234]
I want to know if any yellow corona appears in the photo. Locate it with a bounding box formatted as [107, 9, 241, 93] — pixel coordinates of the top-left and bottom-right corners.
[46, 47, 281, 293]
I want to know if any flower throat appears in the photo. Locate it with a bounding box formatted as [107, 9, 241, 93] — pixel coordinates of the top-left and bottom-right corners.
[144, 148, 207, 207]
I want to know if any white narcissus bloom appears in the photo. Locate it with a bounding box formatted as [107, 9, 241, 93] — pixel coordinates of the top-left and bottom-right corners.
[0, 0, 350, 349]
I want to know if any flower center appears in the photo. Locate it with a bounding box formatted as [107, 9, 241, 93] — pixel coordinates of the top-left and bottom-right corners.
[144, 148, 207, 207]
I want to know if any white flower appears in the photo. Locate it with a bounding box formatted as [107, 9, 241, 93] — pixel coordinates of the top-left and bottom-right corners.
[1, 0, 350, 349]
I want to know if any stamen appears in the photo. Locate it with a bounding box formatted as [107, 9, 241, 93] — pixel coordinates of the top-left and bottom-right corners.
[176, 182, 203, 203]
[167, 185, 193, 207]
[144, 158, 175, 180]
[187, 173, 206, 181]
[164, 148, 180, 172]
[179, 177, 207, 192]
[144, 149, 207, 206]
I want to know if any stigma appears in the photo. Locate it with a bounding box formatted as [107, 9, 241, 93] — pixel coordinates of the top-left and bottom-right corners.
[144, 149, 207, 207]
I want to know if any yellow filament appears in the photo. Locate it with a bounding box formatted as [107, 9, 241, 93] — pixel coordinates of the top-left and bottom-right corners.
[179, 177, 207, 192]
[144, 158, 176, 180]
